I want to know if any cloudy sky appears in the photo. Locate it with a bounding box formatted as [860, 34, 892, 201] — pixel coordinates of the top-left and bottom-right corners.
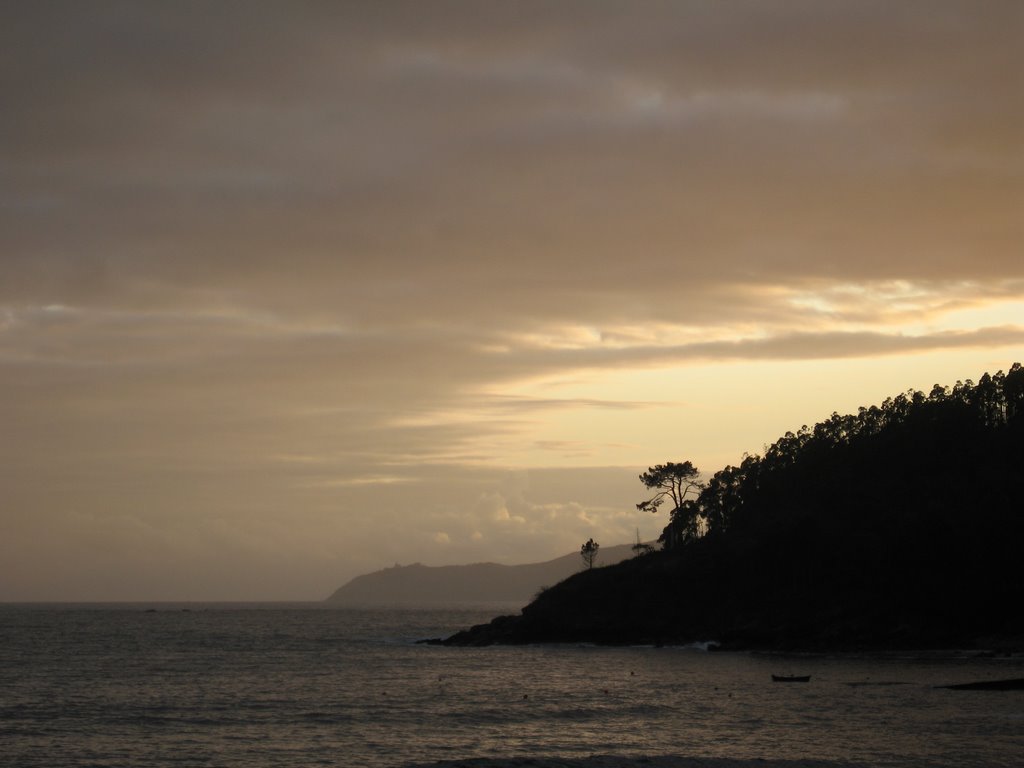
[3, 1, 1022, 600]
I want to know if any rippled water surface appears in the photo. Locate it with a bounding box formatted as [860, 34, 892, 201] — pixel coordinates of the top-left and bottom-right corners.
[1, 604, 1021, 767]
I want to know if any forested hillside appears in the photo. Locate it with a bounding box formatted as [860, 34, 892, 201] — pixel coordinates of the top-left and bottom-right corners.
[444, 364, 1024, 649]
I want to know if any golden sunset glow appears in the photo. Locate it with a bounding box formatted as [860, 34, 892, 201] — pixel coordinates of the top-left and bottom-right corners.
[2, 2, 1022, 600]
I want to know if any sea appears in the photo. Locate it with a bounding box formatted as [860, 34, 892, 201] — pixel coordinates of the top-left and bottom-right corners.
[1, 604, 1021, 768]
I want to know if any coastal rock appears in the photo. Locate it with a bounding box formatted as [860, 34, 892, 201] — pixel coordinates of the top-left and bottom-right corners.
[939, 677, 1024, 691]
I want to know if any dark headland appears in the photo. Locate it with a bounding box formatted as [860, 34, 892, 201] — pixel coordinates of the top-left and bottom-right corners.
[326, 543, 638, 606]
[439, 365, 1024, 651]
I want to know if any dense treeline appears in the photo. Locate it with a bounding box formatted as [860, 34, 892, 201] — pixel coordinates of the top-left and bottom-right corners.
[663, 362, 1024, 552]
[446, 365, 1024, 649]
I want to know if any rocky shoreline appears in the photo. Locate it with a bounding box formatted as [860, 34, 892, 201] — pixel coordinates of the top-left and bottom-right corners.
[421, 549, 1023, 653]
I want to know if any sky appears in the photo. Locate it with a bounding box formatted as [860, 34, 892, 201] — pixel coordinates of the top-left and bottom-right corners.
[2, 1, 1023, 601]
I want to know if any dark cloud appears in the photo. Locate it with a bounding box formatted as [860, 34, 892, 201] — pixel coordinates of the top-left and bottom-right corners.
[2, 2, 1022, 598]
[4, 2, 1022, 314]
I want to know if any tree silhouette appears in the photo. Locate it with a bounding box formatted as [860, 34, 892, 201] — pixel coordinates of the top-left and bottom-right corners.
[446, 364, 1024, 649]
[580, 538, 600, 570]
[631, 527, 654, 557]
[637, 462, 703, 549]
[646, 363, 1024, 636]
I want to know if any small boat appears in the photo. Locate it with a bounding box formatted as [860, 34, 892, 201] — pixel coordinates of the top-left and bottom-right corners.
[772, 674, 811, 683]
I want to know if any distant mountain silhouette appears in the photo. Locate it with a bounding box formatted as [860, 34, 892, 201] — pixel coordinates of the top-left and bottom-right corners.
[443, 364, 1024, 650]
[326, 543, 641, 606]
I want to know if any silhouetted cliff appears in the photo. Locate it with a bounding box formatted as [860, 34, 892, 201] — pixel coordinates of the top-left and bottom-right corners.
[327, 544, 638, 606]
[444, 365, 1024, 650]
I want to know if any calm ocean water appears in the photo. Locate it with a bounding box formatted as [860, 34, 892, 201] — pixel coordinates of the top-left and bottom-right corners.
[1, 604, 1021, 768]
